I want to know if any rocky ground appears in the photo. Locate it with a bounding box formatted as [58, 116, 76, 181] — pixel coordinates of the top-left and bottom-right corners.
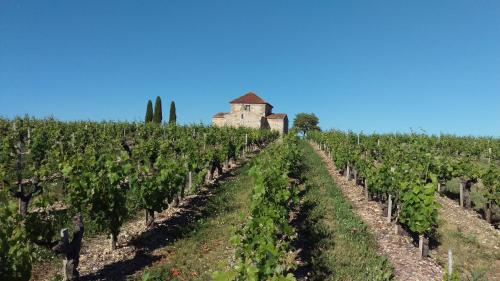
[312, 143, 443, 281]
[31, 150, 258, 281]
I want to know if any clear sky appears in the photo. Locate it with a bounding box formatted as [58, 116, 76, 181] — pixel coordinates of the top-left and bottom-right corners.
[1, 1, 499, 136]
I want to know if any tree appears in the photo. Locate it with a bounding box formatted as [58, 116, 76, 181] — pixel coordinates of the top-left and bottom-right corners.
[153, 96, 162, 124]
[169, 101, 177, 124]
[145, 100, 153, 123]
[293, 113, 320, 135]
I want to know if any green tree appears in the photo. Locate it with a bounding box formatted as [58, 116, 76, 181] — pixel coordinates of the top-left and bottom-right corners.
[145, 100, 153, 123]
[293, 113, 320, 135]
[169, 101, 177, 124]
[153, 96, 162, 124]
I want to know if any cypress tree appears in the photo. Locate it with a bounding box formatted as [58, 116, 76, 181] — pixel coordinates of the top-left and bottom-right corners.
[153, 96, 162, 124]
[169, 101, 177, 124]
[145, 100, 153, 123]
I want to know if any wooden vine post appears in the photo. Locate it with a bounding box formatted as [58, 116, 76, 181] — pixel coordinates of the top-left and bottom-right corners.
[464, 181, 472, 209]
[418, 234, 424, 256]
[110, 233, 118, 251]
[364, 180, 370, 201]
[145, 208, 155, 228]
[418, 234, 429, 258]
[485, 201, 492, 223]
[418, 235, 427, 258]
[16, 140, 27, 215]
[459, 180, 473, 209]
[13, 138, 42, 216]
[203, 133, 207, 151]
[188, 171, 192, 193]
[459, 181, 464, 207]
[448, 249, 453, 279]
[387, 194, 393, 223]
[245, 133, 248, 151]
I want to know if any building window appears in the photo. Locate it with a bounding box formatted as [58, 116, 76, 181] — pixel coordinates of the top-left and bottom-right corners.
[241, 114, 244, 119]
[244, 105, 251, 111]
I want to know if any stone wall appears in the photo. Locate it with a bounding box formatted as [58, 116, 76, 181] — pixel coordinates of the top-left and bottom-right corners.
[212, 111, 264, 129]
[268, 117, 288, 134]
[212, 117, 226, 127]
[230, 103, 271, 117]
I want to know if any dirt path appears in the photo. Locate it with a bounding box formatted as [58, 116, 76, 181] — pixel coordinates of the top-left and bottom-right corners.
[311, 142, 443, 281]
[32, 150, 259, 281]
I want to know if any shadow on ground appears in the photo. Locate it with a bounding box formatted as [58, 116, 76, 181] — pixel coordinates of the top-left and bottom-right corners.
[80, 169, 239, 281]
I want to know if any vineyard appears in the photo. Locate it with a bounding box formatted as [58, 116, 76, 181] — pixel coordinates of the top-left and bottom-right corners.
[1, 117, 499, 281]
[0, 117, 278, 281]
[308, 130, 500, 279]
[308, 131, 499, 234]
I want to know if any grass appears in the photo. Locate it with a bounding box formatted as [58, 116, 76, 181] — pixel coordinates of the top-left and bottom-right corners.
[135, 141, 396, 281]
[135, 161, 255, 281]
[443, 178, 489, 212]
[299, 141, 394, 281]
[433, 216, 500, 281]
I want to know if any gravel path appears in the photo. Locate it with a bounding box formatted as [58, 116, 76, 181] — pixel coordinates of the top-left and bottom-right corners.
[312, 142, 443, 281]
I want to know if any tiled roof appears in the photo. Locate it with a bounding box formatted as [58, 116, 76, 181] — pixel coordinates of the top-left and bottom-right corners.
[213, 112, 228, 118]
[267, 113, 287, 119]
[230, 92, 271, 106]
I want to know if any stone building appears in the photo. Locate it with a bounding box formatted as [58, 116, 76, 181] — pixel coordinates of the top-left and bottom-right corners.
[212, 92, 288, 134]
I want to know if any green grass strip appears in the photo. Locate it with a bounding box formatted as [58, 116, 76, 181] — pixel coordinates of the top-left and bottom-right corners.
[300, 141, 394, 281]
[137, 160, 255, 281]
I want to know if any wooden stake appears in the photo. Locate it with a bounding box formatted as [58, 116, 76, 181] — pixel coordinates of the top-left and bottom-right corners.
[418, 235, 429, 258]
[419, 234, 424, 257]
[188, 171, 192, 192]
[448, 249, 453, 279]
[110, 233, 117, 251]
[60, 229, 70, 281]
[437, 182, 441, 193]
[459, 182, 464, 207]
[346, 165, 350, 181]
[485, 202, 492, 223]
[203, 133, 206, 151]
[365, 181, 369, 201]
[387, 194, 392, 223]
[27, 128, 31, 146]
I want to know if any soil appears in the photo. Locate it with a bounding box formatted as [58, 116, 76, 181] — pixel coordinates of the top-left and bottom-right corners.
[31, 149, 259, 281]
[434, 195, 500, 280]
[311, 142, 443, 281]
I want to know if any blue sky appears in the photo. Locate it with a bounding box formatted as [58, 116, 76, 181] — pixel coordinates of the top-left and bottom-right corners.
[1, 1, 499, 136]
